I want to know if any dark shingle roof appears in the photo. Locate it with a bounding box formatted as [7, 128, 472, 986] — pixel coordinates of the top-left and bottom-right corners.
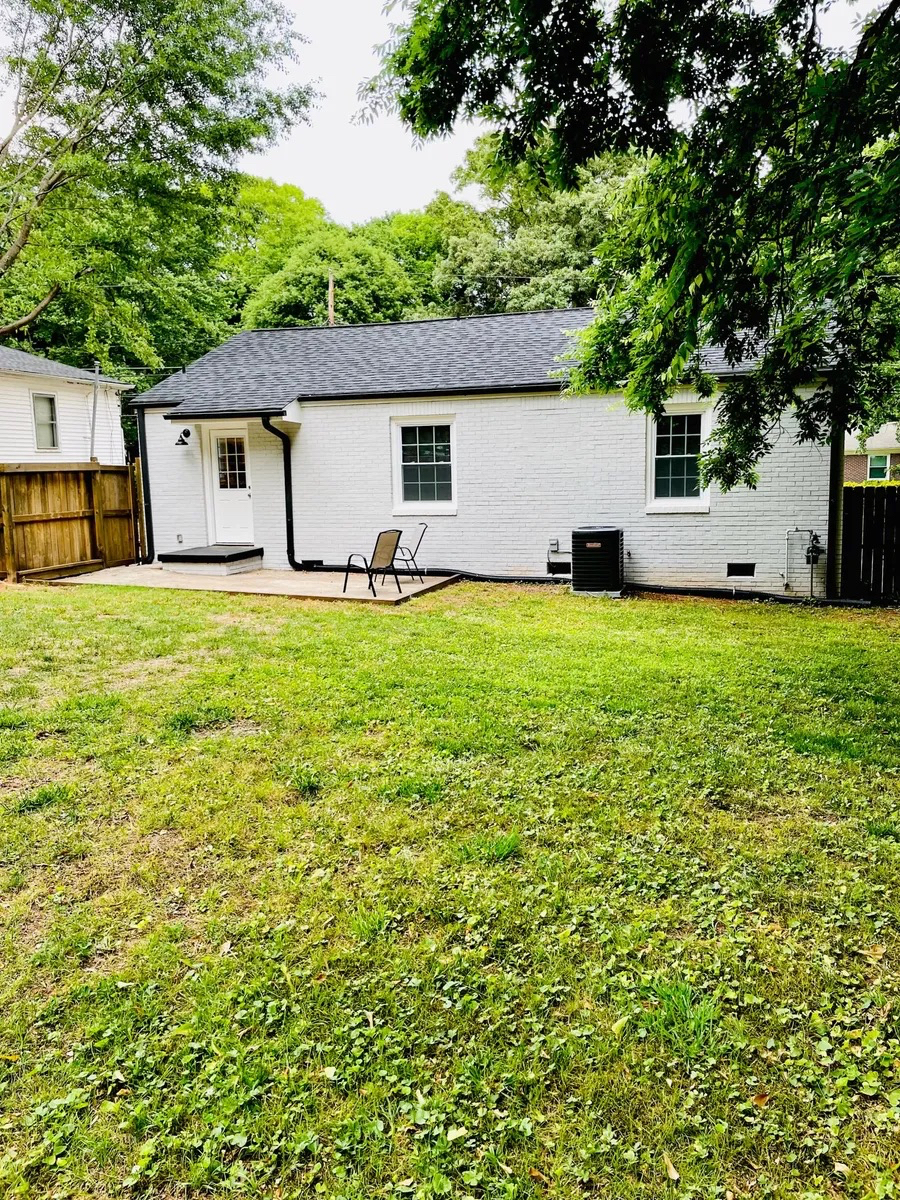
[133, 308, 770, 418]
[133, 309, 598, 416]
[0, 344, 127, 387]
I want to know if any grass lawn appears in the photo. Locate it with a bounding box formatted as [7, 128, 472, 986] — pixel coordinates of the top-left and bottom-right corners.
[0, 583, 899, 1199]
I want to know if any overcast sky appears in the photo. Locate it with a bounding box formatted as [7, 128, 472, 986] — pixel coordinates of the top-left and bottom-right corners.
[239, 1, 483, 225]
[242, 0, 864, 226]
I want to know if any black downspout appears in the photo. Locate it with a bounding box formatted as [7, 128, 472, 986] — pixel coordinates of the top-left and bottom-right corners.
[136, 407, 155, 564]
[826, 421, 844, 600]
[261, 416, 302, 570]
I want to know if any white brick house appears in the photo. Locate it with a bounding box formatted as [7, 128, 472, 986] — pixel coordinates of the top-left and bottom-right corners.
[0, 345, 127, 465]
[133, 309, 837, 598]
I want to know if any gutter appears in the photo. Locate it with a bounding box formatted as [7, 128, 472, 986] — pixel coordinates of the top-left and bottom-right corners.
[135, 407, 155, 564]
[260, 416, 302, 570]
[162, 407, 287, 421]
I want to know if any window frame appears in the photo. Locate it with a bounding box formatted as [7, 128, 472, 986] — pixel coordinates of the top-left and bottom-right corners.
[391, 416, 457, 515]
[645, 402, 713, 514]
[31, 391, 60, 452]
[868, 453, 889, 481]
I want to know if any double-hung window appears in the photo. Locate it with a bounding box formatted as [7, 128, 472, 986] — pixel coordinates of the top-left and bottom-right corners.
[647, 405, 712, 512]
[32, 393, 59, 450]
[655, 413, 703, 498]
[393, 420, 456, 512]
[868, 453, 889, 481]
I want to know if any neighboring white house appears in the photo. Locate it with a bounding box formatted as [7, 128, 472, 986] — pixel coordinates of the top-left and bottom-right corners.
[0, 345, 128, 465]
[844, 423, 900, 482]
[133, 309, 837, 598]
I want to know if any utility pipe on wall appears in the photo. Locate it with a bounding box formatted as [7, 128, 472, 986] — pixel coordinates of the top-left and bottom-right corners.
[783, 527, 822, 598]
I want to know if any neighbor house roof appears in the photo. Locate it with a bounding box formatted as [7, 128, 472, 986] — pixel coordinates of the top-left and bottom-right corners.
[0, 344, 128, 388]
[132, 308, 766, 419]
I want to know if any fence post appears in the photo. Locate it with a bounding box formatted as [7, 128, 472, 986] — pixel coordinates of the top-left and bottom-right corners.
[131, 460, 146, 562]
[90, 466, 107, 567]
[0, 471, 18, 583]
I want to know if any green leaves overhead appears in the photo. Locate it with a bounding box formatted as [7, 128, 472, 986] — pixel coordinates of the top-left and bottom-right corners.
[376, 0, 900, 487]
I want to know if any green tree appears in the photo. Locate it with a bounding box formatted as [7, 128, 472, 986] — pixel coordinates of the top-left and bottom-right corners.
[10, 176, 234, 376]
[437, 142, 634, 314]
[220, 176, 327, 309]
[373, 0, 900, 487]
[242, 224, 415, 328]
[0, 0, 312, 338]
[358, 192, 488, 314]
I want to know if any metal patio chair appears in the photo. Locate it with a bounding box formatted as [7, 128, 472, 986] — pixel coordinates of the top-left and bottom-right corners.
[342, 528, 403, 596]
[396, 522, 428, 583]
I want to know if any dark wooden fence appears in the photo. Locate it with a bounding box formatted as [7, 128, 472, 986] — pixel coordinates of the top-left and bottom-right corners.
[0, 463, 140, 583]
[841, 485, 900, 603]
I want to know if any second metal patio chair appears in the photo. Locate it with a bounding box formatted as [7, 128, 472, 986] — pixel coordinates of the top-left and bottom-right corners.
[342, 528, 403, 596]
[396, 522, 428, 583]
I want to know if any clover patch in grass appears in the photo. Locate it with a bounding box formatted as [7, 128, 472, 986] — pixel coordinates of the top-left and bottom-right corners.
[15, 782, 74, 814]
[455, 831, 522, 863]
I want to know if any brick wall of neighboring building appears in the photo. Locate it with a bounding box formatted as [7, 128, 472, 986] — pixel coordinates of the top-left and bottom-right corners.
[844, 454, 869, 483]
[845, 450, 900, 482]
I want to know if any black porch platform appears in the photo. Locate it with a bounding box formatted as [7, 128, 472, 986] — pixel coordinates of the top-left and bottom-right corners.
[157, 545, 264, 564]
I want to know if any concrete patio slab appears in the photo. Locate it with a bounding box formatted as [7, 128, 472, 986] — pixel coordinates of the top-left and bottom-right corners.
[45, 564, 459, 605]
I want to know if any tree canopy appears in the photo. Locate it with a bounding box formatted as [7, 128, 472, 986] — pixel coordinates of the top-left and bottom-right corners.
[242, 224, 416, 328]
[437, 143, 634, 315]
[374, 0, 900, 487]
[0, 0, 312, 343]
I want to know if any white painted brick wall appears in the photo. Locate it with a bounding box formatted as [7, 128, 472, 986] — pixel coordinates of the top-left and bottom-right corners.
[144, 408, 209, 552]
[145, 390, 831, 597]
[0, 372, 124, 464]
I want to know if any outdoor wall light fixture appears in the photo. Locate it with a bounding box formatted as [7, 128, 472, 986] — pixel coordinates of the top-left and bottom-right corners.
[175, 428, 192, 446]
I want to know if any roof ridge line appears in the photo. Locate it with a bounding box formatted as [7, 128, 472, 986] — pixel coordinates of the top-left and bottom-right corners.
[231, 306, 595, 336]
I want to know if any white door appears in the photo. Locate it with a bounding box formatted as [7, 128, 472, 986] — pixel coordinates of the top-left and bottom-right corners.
[207, 428, 253, 543]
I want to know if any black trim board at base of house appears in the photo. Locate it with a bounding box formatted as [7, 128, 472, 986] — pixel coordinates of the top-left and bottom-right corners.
[156, 545, 264, 564]
[332, 564, 868, 605]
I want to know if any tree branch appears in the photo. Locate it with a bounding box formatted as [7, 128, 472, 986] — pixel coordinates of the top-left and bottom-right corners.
[0, 166, 68, 276]
[0, 282, 61, 336]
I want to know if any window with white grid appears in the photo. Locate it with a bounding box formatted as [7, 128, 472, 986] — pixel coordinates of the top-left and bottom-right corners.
[216, 437, 247, 489]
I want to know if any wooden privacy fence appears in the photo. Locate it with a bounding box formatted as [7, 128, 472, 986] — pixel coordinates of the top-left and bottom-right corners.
[0, 463, 141, 583]
[841, 485, 900, 604]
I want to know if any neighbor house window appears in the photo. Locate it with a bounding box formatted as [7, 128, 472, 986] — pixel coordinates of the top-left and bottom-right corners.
[400, 424, 452, 501]
[868, 453, 889, 480]
[32, 393, 58, 449]
[654, 412, 703, 498]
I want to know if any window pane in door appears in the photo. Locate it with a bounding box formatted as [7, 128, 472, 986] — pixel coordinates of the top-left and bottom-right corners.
[217, 437, 247, 489]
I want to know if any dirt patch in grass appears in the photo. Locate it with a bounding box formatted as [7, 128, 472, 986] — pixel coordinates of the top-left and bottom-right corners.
[196, 718, 265, 739]
[0, 760, 78, 796]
